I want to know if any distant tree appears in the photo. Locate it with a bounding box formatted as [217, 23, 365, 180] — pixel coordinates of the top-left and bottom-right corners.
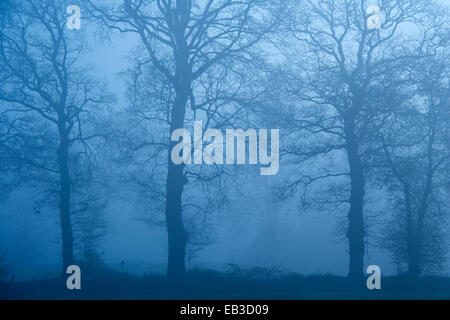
[0, 117, 25, 202]
[72, 173, 109, 276]
[0, 0, 28, 202]
[0, 254, 10, 281]
[374, 50, 450, 276]
[0, 0, 111, 274]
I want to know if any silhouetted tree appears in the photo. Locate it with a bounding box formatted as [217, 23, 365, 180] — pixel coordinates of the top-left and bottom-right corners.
[86, 0, 280, 278]
[0, 0, 111, 274]
[375, 50, 450, 276]
[275, 0, 444, 281]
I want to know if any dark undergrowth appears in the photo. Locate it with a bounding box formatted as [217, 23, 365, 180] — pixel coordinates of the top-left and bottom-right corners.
[1, 267, 450, 300]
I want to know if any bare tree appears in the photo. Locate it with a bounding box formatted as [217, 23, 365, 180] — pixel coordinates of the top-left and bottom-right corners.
[0, 0, 111, 274]
[275, 0, 444, 281]
[86, 0, 280, 278]
[375, 49, 450, 276]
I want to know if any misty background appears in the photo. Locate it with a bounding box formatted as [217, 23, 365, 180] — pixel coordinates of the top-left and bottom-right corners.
[1, 0, 450, 292]
[0, 31, 391, 281]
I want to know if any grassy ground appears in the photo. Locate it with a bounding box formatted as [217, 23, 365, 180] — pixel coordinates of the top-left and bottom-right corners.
[2, 268, 450, 300]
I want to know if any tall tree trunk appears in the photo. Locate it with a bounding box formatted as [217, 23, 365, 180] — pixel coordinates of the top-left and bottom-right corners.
[408, 189, 431, 277]
[344, 113, 365, 282]
[57, 125, 74, 275]
[165, 86, 189, 279]
[408, 131, 434, 278]
[409, 207, 426, 277]
[404, 184, 415, 276]
[408, 233, 422, 277]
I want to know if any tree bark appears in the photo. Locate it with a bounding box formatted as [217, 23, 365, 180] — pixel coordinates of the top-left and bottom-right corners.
[344, 112, 365, 282]
[408, 188, 431, 277]
[409, 208, 426, 277]
[57, 124, 74, 275]
[408, 131, 434, 278]
[164, 14, 192, 279]
[165, 85, 189, 279]
[404, 184, 416, 276]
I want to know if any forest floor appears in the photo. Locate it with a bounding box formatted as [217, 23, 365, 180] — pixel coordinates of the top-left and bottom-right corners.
[1, 269, 450, 300]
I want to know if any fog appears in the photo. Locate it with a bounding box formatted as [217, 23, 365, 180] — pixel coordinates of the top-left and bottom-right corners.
[1, 1, 450, 299]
